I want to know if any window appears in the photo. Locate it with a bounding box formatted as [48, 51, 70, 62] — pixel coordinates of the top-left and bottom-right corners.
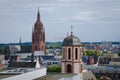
[75, 48, 78, 59]
[35, 46, 37, 50]
[68, 48, 71, 60]
[63, 48, 65, 59]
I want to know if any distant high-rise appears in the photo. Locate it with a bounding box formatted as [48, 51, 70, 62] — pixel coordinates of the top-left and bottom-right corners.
[32, 9, 46, 54]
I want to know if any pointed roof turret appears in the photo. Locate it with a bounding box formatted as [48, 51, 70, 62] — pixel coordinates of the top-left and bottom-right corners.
[19, 36, 22, 46]
[37, 8, 40, 21]
[62, 26, 81, 46]
[35, 8, 43, 26]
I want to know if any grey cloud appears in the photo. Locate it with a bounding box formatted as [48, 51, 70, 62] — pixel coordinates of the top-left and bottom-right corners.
[0, 0, 120, 43]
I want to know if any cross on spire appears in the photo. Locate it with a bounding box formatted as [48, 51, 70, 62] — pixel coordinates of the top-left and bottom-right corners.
[71, 26, 74, 35]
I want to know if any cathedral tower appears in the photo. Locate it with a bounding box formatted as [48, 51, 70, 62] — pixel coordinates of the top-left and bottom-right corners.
[62, 28, 82, 74]
[32, 9, 46, 54]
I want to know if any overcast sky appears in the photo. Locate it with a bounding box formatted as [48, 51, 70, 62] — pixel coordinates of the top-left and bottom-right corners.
[0, 0, 120, 43]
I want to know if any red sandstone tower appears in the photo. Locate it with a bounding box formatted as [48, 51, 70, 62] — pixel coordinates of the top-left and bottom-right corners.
[32, 9, 46, 54]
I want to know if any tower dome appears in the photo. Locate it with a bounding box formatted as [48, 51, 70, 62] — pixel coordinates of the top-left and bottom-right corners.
[62, 34, 81, 46]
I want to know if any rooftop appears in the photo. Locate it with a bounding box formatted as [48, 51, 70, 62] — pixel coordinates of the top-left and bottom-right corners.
[62, 34, 81, 46]
[34, 73, 75, 80]
[8, 62, 36, 68]
[0, 68, 40, 79]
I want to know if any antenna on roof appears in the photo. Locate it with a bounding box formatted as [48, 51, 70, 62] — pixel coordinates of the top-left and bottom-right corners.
[71, 26, 74, 35]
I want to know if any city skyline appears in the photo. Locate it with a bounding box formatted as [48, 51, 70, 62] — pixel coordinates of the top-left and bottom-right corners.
[0, 0, 120, 43]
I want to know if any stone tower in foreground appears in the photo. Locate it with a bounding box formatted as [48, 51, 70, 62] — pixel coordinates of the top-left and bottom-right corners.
[62, 30, 82, 74]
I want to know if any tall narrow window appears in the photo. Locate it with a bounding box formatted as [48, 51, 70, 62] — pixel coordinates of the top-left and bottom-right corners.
[35, 46, 37, 50]
[42, 46, 43, 51]
[68, 48, 71, 60]
[75, 48, 78, 59]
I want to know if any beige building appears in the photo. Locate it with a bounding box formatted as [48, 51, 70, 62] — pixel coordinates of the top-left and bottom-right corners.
[62, 32, 82, 74]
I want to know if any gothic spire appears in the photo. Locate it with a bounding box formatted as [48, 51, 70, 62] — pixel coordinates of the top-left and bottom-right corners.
[32, 8, 46, 54]
[35, 7, 42, 25]
[37, 8, 40, 21]
[19, 36, 22, 46]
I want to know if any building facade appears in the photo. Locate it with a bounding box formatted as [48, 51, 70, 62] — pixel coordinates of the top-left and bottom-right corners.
[32, 9, 46, 54]
[62, 32, 82, 74]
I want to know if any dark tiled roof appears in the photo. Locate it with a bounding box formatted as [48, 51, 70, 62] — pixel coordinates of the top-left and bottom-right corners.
[112, 58, 120, 62]
[99, 57, 111, 64]
[62, 34, 81, 46]
[9, 55, 18, 62]
[8, 62, 36, 68]
[41, 55, 55, 61]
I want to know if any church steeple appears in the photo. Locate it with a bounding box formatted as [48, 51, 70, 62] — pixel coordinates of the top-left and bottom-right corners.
[32, 8, 46, 54]
[37, 8, 40, 21]
[35, 8, 43, 26]
[19, 36, 22, 46]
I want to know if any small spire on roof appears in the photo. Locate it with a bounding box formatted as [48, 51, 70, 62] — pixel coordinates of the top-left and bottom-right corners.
[37, 6, 40, 20]
[71, 26, 74, 35]
[19, 36, 22, 46]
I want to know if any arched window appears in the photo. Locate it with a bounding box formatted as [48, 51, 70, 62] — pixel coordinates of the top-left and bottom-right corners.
[63, 48, 65, 59]
[68, 48, 71, 60]
[75, 48, 78, 59]
[67, 64, 72, 73]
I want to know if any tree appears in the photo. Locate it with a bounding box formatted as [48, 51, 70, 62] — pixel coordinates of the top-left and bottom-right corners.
[47, 66, 61, 72]
[83, 50, 100, 56]
[0, 47, 4, 54]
